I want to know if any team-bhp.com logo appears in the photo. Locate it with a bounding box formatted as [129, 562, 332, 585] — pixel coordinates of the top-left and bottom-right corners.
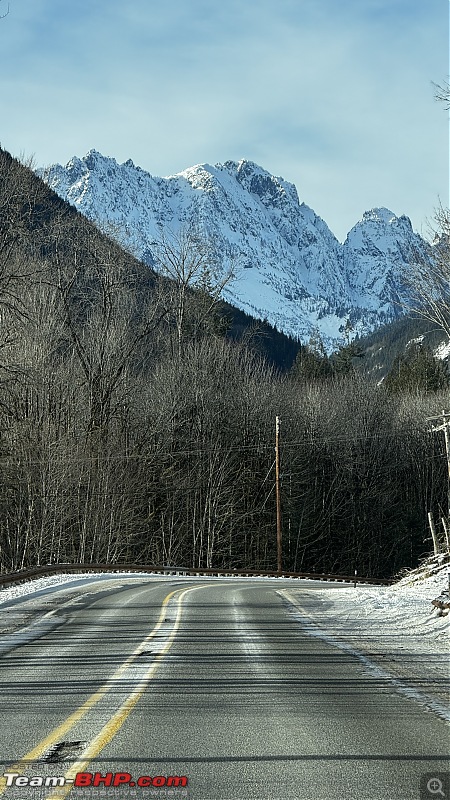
[3, 772, 188, 789]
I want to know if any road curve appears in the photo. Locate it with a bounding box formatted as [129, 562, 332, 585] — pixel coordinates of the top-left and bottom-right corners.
[0, 577, 448, 800]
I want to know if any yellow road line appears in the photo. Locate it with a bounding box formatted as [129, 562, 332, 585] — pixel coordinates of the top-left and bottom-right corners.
[0, 587, 180, 796]
[46, 586, 191, 800]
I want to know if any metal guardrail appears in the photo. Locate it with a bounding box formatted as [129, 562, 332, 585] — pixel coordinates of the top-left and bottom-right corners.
[0, 563, 392, 589]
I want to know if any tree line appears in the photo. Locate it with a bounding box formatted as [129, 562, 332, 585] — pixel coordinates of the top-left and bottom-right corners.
[0, 146, 448, 578]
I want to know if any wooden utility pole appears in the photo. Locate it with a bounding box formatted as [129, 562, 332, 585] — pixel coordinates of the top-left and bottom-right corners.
[429, 410, 450, 519]
[441, 516, 450, 552]
[428, 512, 440, 557]
[428, 410, 450, 555]
[275, 415, 282, 575]
[442, 410, 450, 520]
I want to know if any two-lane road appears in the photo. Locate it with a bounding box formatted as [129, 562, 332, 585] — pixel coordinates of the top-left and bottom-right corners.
[0, 577, 448, 800]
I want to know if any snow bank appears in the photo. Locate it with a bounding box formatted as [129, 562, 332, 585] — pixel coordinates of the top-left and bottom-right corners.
[280, 558, 450, 723]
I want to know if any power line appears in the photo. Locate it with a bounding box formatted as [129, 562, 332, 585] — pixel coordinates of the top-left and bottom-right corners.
[0, 429, 434, 468]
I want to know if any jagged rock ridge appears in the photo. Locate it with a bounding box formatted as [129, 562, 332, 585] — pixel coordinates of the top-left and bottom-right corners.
[39, 151, 433, 349]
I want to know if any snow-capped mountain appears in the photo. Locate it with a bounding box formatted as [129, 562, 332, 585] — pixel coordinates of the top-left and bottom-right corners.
[39, 150, 432, 349]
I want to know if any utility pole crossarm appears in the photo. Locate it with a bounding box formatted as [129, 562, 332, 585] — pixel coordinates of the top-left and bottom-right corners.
[429, 424, 447, 433]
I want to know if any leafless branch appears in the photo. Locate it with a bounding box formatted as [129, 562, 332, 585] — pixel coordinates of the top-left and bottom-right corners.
[402, 203, 450, 340]
[432, 80, 450, 111]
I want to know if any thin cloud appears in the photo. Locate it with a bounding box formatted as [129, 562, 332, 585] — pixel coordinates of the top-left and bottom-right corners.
[0, 0, 447, 240]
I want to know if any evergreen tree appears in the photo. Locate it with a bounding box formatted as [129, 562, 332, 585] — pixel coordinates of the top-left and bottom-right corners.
[385, 344, 449, 393]
[290, 336, 332, 381]
[330, 341, 364, 374]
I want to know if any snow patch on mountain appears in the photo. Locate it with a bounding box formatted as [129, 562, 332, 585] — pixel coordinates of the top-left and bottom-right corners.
[39, 151, 433, 350]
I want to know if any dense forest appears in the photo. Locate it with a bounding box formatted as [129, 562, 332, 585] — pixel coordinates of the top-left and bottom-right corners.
[0, 147, 448, 579]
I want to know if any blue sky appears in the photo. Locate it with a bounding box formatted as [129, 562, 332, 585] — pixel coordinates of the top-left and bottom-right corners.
[0, 0, 448, 241]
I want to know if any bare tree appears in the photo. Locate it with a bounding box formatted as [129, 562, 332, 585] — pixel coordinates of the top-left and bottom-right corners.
[403, 205, 450, 339]
[50, 217, 166, 438]
[401, 80, 450, 339]
[0, 150, 49, 324]
[432, 80, 450, 110]
[151, 226, 236, 358]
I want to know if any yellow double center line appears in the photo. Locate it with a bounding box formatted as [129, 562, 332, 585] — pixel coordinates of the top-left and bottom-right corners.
[0, 585, 197, 799]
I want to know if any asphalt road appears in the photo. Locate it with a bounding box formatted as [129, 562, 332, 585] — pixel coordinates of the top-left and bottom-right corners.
[0, 577, 448, 800]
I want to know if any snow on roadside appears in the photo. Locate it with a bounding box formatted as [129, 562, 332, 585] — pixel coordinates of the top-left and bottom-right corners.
[0, 570, 290, 635]
[0, 572, 155, 637]
[0, 571, 148, 605]
[279, 559, 450, 723]
[0, 564, 448, 723]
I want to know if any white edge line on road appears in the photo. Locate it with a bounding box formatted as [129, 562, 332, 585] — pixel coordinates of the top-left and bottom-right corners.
[278, 589, 450, 725]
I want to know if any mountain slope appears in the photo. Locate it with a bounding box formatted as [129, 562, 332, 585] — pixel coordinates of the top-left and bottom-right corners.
[40, 151, 433, 349]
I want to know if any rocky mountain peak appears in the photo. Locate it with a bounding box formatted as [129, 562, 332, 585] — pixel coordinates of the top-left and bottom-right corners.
[39, 151, 432, 350]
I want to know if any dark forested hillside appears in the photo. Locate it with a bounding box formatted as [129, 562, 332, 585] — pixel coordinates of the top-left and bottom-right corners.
[353, 316, 449, 382]
[0, 146, 448, 579]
